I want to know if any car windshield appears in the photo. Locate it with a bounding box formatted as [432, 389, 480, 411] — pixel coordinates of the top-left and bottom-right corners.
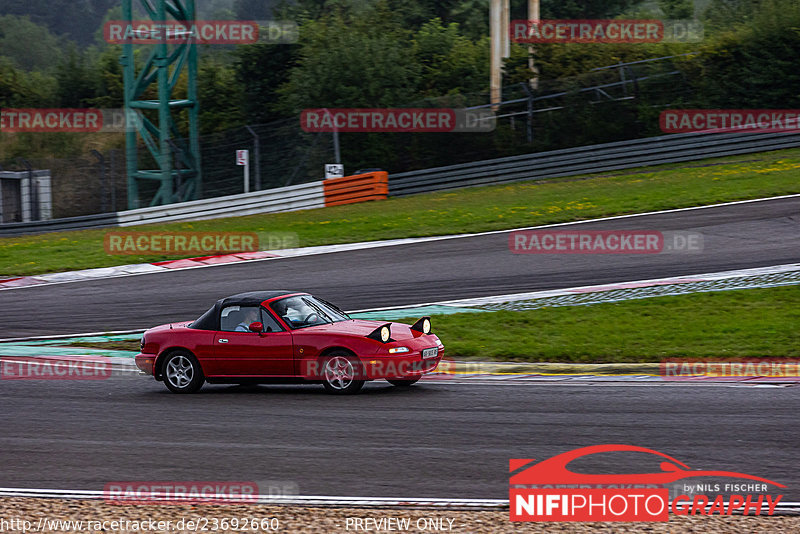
[271, 295, 350, 329]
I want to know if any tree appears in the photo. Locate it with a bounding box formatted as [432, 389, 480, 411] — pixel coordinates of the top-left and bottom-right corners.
[234, 43, 299, 123]
[0, 57, 56, 107]
[449, 0, 489, 40]
[54, 47, 99, 107]
[413, 18, 489, 96]
[235, 0, 280, 19]
[682, 0, 800, 108]
[0, 0, 119, 46]
[0, 15, 65, 72]
[658, 0, 695, 18]
[198, 58, 245, 134]
[276, 5, 420, 111]
[702, 0, 763, 30]
[199, 0, 236, 19]
[382, 0, 461, 29]
[540, 0, 639, 18]
[85, 45, 124, 109]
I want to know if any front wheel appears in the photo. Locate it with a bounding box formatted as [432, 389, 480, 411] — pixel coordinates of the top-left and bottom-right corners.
[163, 351, 204, 393]
[321, 353, 364, 395]
[387, 377, 421, 387]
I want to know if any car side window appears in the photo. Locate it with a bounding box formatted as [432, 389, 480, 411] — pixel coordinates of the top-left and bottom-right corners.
[220, 305, 261, 332]
[259, 307, 284, 333]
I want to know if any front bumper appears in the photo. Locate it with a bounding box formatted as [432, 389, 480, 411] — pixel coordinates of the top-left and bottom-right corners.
[134, 353, 156, 375]
[363, 345, 445, 380]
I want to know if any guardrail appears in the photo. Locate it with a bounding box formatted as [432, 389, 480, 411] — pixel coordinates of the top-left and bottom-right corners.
[117, 181, 325, 226]
[0, 212, 120, 236]
[0, 181, 325, 237]
[3, 129, 799, 236]
[0, 171, 393, 236]
[388, 130, 800, 196]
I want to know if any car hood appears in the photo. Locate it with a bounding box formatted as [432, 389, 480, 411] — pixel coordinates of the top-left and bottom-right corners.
[299, 319, 418, 340]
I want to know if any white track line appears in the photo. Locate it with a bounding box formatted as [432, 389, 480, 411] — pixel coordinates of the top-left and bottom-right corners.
[0, 329, 147, 343]
[2, 194, 798, 292]
[0, 488, 505, 509]
[0, 488, 797, 512]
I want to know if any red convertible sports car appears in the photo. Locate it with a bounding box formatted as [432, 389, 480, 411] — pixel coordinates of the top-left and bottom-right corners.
[135, 291, 444, 394]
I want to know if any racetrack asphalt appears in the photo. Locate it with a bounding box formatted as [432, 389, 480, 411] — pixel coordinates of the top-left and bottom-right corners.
[0, 197, 799, 505]
[0, 196, 798, 337]
[0, 378, 797, 501]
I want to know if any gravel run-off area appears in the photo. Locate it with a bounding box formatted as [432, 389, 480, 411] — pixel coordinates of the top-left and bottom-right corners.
[0, 498, 798, 533]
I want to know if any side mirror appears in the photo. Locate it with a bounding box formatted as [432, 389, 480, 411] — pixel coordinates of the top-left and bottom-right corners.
[248, 321, 264, 333]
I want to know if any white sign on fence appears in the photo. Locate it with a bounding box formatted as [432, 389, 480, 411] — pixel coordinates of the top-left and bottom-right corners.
[325, 163, 344, 179]
[237, 150, 250, 192]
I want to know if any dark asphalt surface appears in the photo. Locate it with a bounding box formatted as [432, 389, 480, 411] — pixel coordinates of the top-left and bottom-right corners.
[0, 379, 797, 500]
[0, 196, 798, 337]
[0, 196, 798, 500]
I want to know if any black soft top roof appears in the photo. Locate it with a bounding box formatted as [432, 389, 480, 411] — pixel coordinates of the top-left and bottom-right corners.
[221, 290, 298, 306]
[189, 290, 302, 330]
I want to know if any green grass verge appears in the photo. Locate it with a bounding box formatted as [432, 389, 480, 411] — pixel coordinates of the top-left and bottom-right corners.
[63, 341, 141, 352]
[422, 286, 800, 363]
[2, 148, 800, 276]
[62, 286, 800, 364]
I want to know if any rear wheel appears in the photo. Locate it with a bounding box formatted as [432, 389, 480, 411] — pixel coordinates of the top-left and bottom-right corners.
[321, 352, 364, 395]
[387, 377, 421, 387]
[163, 351, 204, 393]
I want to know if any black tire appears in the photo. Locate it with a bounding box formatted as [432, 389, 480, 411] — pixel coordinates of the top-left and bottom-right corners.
[321, 351, 365, 395]
[162, 351, 204, 394]
[387, 377, 421, 387]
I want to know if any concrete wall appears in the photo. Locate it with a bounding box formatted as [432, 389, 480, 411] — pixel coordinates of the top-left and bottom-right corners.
[0, 171, 52, 223]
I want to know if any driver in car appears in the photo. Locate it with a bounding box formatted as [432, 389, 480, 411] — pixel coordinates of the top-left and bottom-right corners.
[274, 298, 321, 327]
[235, 307, 260, 332]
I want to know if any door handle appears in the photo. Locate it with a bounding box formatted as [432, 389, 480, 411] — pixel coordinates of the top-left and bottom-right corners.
[218, 339, 228, 343]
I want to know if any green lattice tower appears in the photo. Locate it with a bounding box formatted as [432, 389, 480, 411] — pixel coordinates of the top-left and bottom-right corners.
[121, 0, 201, 209]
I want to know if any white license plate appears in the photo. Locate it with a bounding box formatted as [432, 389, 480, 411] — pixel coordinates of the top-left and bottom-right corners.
[422, 347, 438, 359]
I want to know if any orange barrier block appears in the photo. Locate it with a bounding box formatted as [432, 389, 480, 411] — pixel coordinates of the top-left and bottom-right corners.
[323, 171, 389, 207]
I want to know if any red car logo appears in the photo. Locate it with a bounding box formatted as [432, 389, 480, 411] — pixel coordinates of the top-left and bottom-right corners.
[510, 444, 785, 487]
